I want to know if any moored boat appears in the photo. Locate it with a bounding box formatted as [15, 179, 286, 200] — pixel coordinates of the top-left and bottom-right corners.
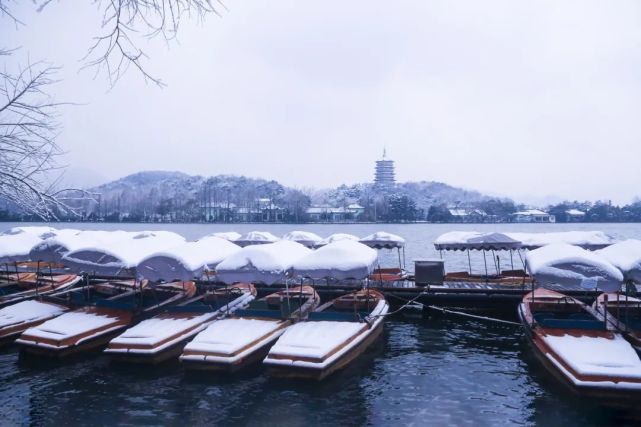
[264, 288, 388, 380]
[0, 273, 81, 308]
[16, 280, 196, 357]
[105, 283, 256, 364]
[518, 288, 641, 398]
[593, 292, 641, 352]
[180, 285, 319, 372]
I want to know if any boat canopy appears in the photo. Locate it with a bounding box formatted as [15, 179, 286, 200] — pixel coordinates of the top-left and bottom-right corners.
[204, 231, 242, 242]
[62, 231, 186, 276]
[506, 231, 616, 250]
[29, 230, 135, 263]
[359, 231, 405, 249]
[291, 240, 378, 280]
[137, 235, 241, 282]
[282, 231, 323, 248]
[315, 233, 360, 248]
[434, 232, 521, 251]
[596, 239, 641, 283]
[215, 241, 311, 285]
[234, 231, 280, 247]
[525, 243, 623, 292]
[0, 226, 81, 263]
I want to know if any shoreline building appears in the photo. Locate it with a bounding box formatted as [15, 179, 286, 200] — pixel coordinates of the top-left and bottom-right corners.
[374, 149, 396, 187]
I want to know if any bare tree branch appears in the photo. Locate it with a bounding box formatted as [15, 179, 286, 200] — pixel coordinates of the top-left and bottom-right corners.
[0, 50, 90, 220]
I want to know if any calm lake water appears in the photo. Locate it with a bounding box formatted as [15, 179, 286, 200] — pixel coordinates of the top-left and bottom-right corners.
[1, 222, 641, 426]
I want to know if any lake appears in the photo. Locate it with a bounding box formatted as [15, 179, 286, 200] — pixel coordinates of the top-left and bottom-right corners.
[1, 222, 640, 426]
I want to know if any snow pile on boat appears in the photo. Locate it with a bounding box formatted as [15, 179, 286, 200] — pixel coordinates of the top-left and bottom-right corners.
[597, 239, 641, 283]
[282, 231, 323, 248]
[234, 231, 280, 247]
[109, 313, 214, 348]
[507, 231, 616, 250]
[0, 300, 66, 328]
[183, 318, 283, 356]
[359, 231, 405, 249]
[215, 241, 311, 285]
[291, 240, 378, 280]
[21, 310, 121, 341]
[0, 227, 60, 263]
[62, 231, 186, 276]
[434, 231, 521, 251]
[544, 334, 641, 379]
[206, 232, 242, 242]
[29, 230, 136, 263]
[268, 321, 366, 361]
[525, 243, 623, 291]
[137, 235, 241, 282]
[315, 233, 360, 247]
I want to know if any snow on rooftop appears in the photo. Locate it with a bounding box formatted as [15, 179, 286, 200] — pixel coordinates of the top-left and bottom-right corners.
[359, 231, 405, 249]
[525, 243, 623, 291]
[29, 230, 137, 263]
[137, 236, 241, 282]
[205, 231, 242, 242]
[513, 209, 549, 216]
[291, 240, 378, 280]
[315, 233, 360, 247]
[0, 231, 49, 263]
[566, 209, 586, 216]
[282, 231, 323, 248]
[234, 231, 280, 247]
[597, 239, 641, 283]
[1, 226, 57, 237]
[434, 231, 521, 251]
[62, 231, 186, 276]
[215, 240, 311, 285]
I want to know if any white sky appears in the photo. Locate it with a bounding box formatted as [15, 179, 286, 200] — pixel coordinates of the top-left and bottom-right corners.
[3, 1, 641, 204]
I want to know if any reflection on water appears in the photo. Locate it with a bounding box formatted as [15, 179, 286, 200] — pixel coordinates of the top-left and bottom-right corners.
[1, 222, 641, 425]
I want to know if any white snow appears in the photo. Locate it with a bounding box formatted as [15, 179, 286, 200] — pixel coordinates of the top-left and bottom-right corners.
[597, 239, 641, 283]
[22, 309, 121, 341]
[434, 231, 485, 246]
[282, 231, 323, 248]
[30, 230, 137, 263]
[137, 236, 241, 281]
[206, 232, 242, 242]
[1, 226, 57, 237]
[0, 300, 66, 329]
[359, 231, 405, 249]
[267, 321, 365, 360]
[526, 243, 623, 291]
[62, 231, 186, 276]
[506, 231, 616, 249]
[109, 313, 215, 347]
[216, 241, 311, 285]
[544, 333, 641, 379]
[0, 232, 47, 263]
[291, 240, 378, 280]
[183, 318, 283, 355]
[315, 233, 360, 247]
[234, 231, 280, 247]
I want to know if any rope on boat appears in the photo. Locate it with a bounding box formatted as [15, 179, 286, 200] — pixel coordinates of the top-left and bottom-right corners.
[386, 294, 522, 327]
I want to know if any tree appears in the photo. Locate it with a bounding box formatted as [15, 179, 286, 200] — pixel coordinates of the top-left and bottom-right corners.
[387, 194, 417, 222]
[427, 204, 453, 222]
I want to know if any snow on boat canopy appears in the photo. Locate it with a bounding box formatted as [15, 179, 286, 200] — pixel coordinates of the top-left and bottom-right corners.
[596, 239, 641, 283]
[136, 235, 241, 282]
[525, 243, 623, 292]
[215, 241, 311, 285]
[282, 231, 323, 248]
[434, 231, 616, 251]
[234, 231, 280, 247]
[290, 240, 378, 280]
[205, 231, 242, 242]
[62, 231, 186, 276]
[315, 233, 360, 248]
[29, 230, 138, 263]
[434, 232, 521, 251]
[359, 231, 405, 249]
[0, 227, 68, 263]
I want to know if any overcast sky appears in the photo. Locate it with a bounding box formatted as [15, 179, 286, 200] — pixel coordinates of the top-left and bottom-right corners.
[3, 1, 641, 204]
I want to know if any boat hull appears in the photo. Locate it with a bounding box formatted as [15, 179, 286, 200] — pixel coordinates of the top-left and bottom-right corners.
[18, 326, 127, 358]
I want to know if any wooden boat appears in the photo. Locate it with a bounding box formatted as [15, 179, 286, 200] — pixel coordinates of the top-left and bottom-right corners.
[16, 280, 196, 358]
[593, 292, 641, 351]
[444, 269, 531, 284]
[104, 283, 256, 364]
[180, 285, 320, 372]
[518, 288, 641, 399]
[0, 273, 81, 308]
[264, 289, 388, 380]
[368, 267, 406, 283]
